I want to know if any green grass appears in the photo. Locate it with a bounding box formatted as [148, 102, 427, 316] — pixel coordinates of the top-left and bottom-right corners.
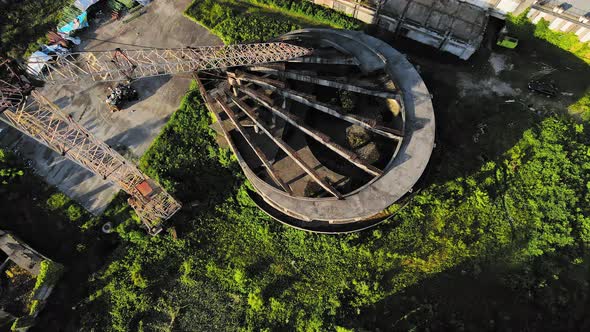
[508, 12, 590, 64]
[78, 81, 590, 331]
[184, 0, 361, 43]
[18, 4, 586, 331]
[569, 92, 590, 121]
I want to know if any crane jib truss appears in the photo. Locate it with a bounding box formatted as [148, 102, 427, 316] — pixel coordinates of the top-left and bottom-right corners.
[29, 43, 312, 84]
[0, 88, 180, 234]
[1, 41, 311, 235]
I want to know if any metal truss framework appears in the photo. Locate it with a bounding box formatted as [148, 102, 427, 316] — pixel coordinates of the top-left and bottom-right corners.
[0, 85, 180, 234]
[29, 43, 312, 84]
[0, 41, 311, 234]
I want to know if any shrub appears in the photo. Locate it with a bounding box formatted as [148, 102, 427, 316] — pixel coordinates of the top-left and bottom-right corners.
[0, 149, 24, 184]
[213, 13, 301, 43]
[185, 0, 233, 28]
[46, 193, 69, 210]
[0, 0, 71, 58]
[569, 91, 590, 121]
[66, 204, 83, 221]
[33, 260, 64, 290]
[184, 0, 362, 44]
[507, 12, 590, 64]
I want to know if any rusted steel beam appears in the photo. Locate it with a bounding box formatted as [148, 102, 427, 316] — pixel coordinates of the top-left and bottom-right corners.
[242, 69, 399, 99]
[228, 92, 343, 199]
[235, 87, 383, 177]
[230, 71, 286, 89]
[285, 56, 359, 65]
[214, 96, 293, 194]
[229, 78, 403, 140]
[194, 75, 243, 161]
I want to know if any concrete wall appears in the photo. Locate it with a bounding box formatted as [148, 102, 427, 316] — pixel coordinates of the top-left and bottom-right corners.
[308, 0, 377, 24]
[0, 230, 48, 276]
[527, 2, 590, 43]
[307, 0, 486, 60]
[378, 0, 488, 60]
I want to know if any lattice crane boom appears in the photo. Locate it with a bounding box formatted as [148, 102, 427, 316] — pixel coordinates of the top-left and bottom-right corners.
[0, 85, 180, 234]
[1, 41, 311, 234]
[28, 43, 311, 84]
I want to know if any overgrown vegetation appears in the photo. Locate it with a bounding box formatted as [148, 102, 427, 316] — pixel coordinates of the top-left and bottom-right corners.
[508, 12, 590, 120]
[508, 12, 590, 64]
[184, 0, 361, 43]
[32, 261, 64, 295]
[570, 91, 590, 121]
[0, 0, 72, 58]
[0, 2, 588, 331]
[76, 79, 590, 330]
[0, 149, 24, 183]
[8, 261, 64, 331]
[67, 5, 590, 331]
[0, 149, 93, 227]
[247, 0, 361, 29]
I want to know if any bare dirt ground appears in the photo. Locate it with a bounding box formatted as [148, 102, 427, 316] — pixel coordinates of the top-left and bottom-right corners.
[0, 0, 221, 214]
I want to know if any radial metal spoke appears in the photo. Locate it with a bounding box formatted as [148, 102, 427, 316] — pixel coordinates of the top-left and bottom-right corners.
[228, 92, 343, 199]
[234, 86, 383, 177]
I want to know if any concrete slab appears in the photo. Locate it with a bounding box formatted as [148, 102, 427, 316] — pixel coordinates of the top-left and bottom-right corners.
[0, 0, 222, 214]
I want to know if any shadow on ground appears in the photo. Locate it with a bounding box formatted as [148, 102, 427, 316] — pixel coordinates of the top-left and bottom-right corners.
[372, 17, 590, 189]
[339, 18, 590, 331]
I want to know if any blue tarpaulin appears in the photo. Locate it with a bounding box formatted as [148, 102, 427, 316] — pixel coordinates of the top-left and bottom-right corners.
[58, 11, 89, 35]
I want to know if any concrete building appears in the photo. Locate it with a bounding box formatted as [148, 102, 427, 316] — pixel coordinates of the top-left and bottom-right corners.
[0, 231, 47, 276]
[0, 231, 61, 331]
[308, 0, 491, 59]
[463, 0, 534, 18]
[377, 0, 490, 60]
[309, 0, 590, 60]
[527, 0, 590, 42]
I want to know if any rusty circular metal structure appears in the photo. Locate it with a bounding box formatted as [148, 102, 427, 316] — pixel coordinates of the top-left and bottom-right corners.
[198, 29, 435, 232]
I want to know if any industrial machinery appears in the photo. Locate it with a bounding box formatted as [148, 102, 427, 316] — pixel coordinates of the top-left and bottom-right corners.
[0, 43, 311, 235]
[105, 81, 138, 112]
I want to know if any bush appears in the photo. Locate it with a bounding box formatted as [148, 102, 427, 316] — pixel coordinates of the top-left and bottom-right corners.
[33, 260, 64, 291]
[0, 149, 24, 184]
[184, 0, 362, 44]
[214, 13, 301, 44]
[185, 0, 233, 28]
[507, 12, 590, 64]
[569, 91, 590, 121]
[66, 204, 83, 221]
[46, 193, 70, 211]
